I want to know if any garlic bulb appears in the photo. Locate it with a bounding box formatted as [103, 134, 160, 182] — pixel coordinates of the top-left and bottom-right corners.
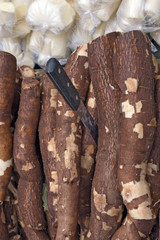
[105, 15, 122, 34]
[21, 33, 35, 68]
[151, 30, 160, 45]
[93, 0, 121, 22]
[68, 21, 92, 51]
[29, 31, 44, 56]
[37, 31, 70, 67]
[0, 2, 16, 26]
[0, 38, 23, 65]
[117, 0, 145, 32]
[26, 0, 75, 34]
[13, 19, 30, 38]
[144, 0, 160, 24]
[93, 21, 106, 39]
[12, 0, 31, 19]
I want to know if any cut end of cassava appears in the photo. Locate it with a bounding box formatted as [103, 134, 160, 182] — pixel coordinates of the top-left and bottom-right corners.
[20, 65, 35, 78]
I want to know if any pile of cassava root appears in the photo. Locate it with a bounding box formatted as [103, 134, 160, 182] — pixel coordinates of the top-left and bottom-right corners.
[0, 30, 160, 240]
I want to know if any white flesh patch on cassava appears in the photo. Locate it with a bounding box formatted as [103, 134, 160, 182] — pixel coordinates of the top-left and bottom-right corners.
[105, 126, 109, 133]
[133, 123, 144, 139]
[119, 165, 123, 169]
[64, 123, 79, 181]
[129, 201, 154, 220]
[0, 158, 12, 176]
[138, 231, 146, 238]
[71, 77, 79, 89]
[146, 49, 149, 56]
[84, 216, 90, 228]
[121, 100, 135, 118]
[87, 230, 91, 238]
[0, 122, 5, 125]
[87, 97, 96, 108]
[48, 138, 55, 153]
[123, 216, 132, 225]
[22, 162, 34, 171]
[57, 110, 61, 115]
[147, 118, 156, 127]
[84, 61, 89, 69]
[20, 144, 24, 148]
[48, 137, 60, 161]
[96, 215, 100, 220]
[109, 83, 115, 90]
[49, 181, 58, 194]
[125, 78, 138, 94]
[121, 162, 151, 203]
[90, 83, 93, 93]
[77, 44, 87, 57]
[50, 89, 58, 108]
[152, 54, 159, 74]
[102, 222, 112, 231]
[81, 145, 94, 173]
[106, 205, 123, 217]
[64, 110, 74, 118]
[136, 101, 142, 113]
[147, 163, 158, 176]
[93, 188, 107, 213]
[58, 100, 62, 107]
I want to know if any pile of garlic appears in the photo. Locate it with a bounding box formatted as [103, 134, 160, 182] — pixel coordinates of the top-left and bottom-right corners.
[0, 0, 160, 68]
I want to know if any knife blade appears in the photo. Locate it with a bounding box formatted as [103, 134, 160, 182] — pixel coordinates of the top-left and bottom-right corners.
[46, 58, 98, 145]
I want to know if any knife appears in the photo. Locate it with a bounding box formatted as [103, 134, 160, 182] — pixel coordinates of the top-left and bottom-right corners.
[46, 58, 98, 145]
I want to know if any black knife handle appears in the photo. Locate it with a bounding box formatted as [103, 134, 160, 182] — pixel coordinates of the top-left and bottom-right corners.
[46, 58, 81, 111]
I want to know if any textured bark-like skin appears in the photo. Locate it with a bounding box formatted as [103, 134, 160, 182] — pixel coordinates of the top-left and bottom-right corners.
[4, 190, 18, 238]
[0, 51, 16, 202]
[13, 77, 48, 239]
[79, 82, 97, 240]
[0, 204, 9, 240]
[11, 68, 22, 126]
[146, 75, 160, 235]
[39, 74, 58, 240]
[87, 33, 123, 240]
[111, 31, 156, 240]
[14, 78, 42, 182]
[55, 44, 90, 240]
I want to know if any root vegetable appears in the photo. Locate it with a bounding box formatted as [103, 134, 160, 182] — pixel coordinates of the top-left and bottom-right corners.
[55, 43, 90, 240]
[79, 82, 97, 239]
[0, 51, 16, 202]
[14, 75, 42, 182]
[13, 72, 48, 239]
[11, 67, 22, 126]
[0, 204, 9, 240]
[87, 32, 123, 240]
[146, 72, 160, 234]
[39, 73, 58, 240]
[111, 31, 156, 240]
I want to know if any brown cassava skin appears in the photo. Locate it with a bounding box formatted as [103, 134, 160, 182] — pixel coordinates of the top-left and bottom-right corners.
[13, 77, 48, 239]
[55, 44, 90, 240]
[4, 190, 18, 238]
[111, 31, 156, 240]
[17, 204, 49, 240]
[14, 78, 42, 182]
[87, 33, 123, 240]
[79, 82, 97, 239]
[11, 68, 23, 126]
[146, 75, 160, 235]
[39, 74, 58, 240]
[0, 204, 9, 240]
[0, 51, 16, 202]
